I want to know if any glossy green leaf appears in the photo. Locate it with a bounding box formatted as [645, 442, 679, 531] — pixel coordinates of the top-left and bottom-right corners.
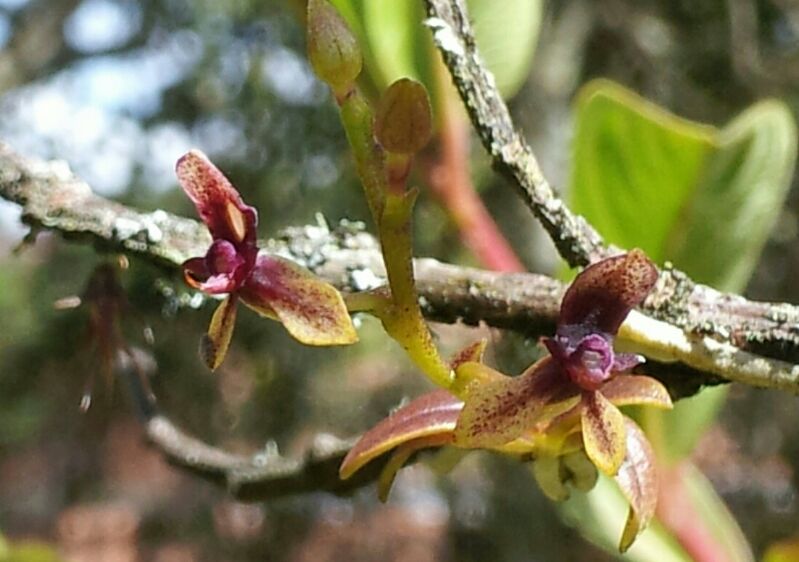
[570, 79, 796, 290]
[569, 79, 797, 461]
[334, 0, 542, 99]
[570, 80, 716, 263]
[361, 0, 427, 88]
[668, 100, 797, 292]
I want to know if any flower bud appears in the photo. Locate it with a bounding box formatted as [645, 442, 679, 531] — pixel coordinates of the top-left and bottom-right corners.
[307, 0, 362, 93]
[375, 78, 433, 154]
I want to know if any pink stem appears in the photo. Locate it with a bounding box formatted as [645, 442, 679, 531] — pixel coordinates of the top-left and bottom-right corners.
[424, 111, 525, 273]
[657, 462, 734, 562]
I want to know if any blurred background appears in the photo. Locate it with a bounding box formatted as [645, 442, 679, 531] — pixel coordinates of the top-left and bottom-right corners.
[1, 0, 799, 560]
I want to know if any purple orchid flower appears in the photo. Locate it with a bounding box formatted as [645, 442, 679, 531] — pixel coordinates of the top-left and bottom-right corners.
[340, 250, 671, 551]
[177, 150, 357, 369]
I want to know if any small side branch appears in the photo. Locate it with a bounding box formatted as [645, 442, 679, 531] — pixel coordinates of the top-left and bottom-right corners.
[423, 0, 608, 267]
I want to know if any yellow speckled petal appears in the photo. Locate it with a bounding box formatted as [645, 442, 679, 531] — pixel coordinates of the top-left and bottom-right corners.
[200, 295, 237, 371]
[240, 254, 357, 346]
[581, 391, 626, 476]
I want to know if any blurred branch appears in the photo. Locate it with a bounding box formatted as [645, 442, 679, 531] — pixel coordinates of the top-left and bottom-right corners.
[0, 0, 81, 93]
[117, 354, 378, 500]
[727, 0, 799, 91]
[144, 416, 381, 500]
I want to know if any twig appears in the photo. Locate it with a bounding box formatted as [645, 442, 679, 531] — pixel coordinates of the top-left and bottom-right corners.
[423, 0, 609, 267]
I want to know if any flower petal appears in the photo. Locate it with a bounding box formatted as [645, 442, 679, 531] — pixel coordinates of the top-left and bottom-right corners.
[615, 418, 658, 552]
[339, 389, 462, 480]
[376, 433, 452, 502]
[540, 375, 672, 437]
[600, 375, 673, 409]
[561, 450, 598, 492]
[612, 352, 645, 373]
[176, 150, 258, 247]
[560, 249, 658, 334]
[581, 390, 626, 476]
[532, 455, 570, 501]
[240, 254, 358, 346]
[200, 295, 238, 370]
[454, 358, 581, 448]
[450, 339, 488, 370]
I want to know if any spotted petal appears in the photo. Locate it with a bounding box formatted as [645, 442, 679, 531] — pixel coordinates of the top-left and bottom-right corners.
[560, 249, 658, 334]
[581, 390, 626, 476]
[454, 358, 581, 448]
[600, 375, 672, 409]
[615, 418, 658, 552]
[240, 254, 358, 346]
[200, 294, 238, 370]
[450, 339, 488, 370]
[176, 150, 258, 249]
[340, 389, 462, 480]
[539, 375, 672, 437]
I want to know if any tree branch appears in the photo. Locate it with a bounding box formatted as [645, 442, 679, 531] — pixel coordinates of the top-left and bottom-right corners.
[422, 0, 799, 381]
[422, 0, 609, 268]
[2, 101, 799, 497]
[2, 0, 796, 504]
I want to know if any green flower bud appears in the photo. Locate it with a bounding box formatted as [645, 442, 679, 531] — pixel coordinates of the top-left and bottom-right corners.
[375, 78, 433, 154]
[307, 0, 362, 94]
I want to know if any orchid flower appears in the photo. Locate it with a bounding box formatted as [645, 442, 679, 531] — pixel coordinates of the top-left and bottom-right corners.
[177, 150, 357, 369]
[340, 250, 672, 551]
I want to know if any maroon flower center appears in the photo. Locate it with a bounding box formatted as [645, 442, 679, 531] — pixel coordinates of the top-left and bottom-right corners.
[545, 327, 615, 391]
[207, 239, 246, 277]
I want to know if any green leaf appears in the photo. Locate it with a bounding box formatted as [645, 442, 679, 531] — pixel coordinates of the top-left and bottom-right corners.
[570, 80, 716, 264]
[467, 0, 543, 98]
[668, 100, 798, 292]
[569, 79, 797, 462]
[569, 79, 796, 291]
[336, 0, 542, 99]
[361, 0, 428, 88]
[559, 475, 693, 562]
[654, 384, 729, 462]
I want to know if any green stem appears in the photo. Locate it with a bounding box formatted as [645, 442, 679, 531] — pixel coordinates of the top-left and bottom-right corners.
[379, 191, 453, 389]
[337, 88, 386, 227]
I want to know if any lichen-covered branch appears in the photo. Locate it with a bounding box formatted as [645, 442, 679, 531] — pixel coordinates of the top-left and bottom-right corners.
[421, 0, 799, 376]
[423, 0, 609, 268]
[2, 140, 799, 499]
[3, 141, 799, 387]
